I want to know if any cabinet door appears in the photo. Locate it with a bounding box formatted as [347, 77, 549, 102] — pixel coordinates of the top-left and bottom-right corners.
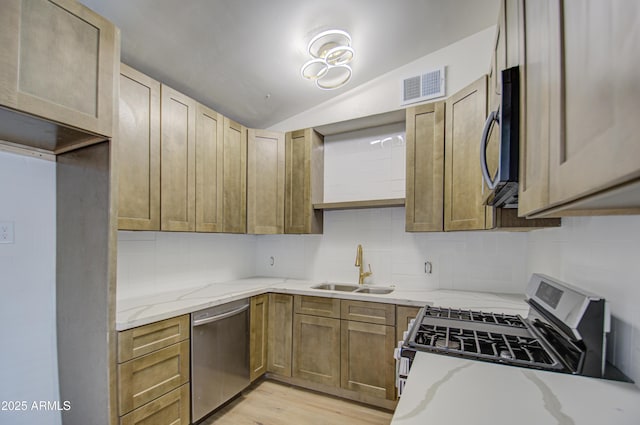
[267, 294, 293, 377]
[340, 300, 395, 326]
[195, 104, 224, 232]
[120, 384, 190, 425]
[294, 295, 341, 318]
[518, 0, 563, 216]
[341, 321, 395, 400]
[160, 85, 196, 231]
[118, 341, 190, 416]
[444, 76, 489, 231]
[222, 117, 247, 233]
[117, 64, 160, 231]
[0, 0, 117, 138]
[250, 294, 268, 381]
[548, 0, 640, 205]
[293, 314, 340, 388]
[248, 129, 285, 234]
[396, 306, 421, 343]
[405, 102, 445, 232]
[117, 315, 190, 363]
[285, 129, 324, 234]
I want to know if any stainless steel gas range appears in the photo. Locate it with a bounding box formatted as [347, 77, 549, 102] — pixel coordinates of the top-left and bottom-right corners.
[398, 274, 620, 394]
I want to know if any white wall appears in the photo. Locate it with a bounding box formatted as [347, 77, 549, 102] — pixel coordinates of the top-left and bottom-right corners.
[527, 216, 640, 384]
[0, 151, 60, 425]
[256, 207, 528, 294]
[117, 231, 257, 300]
[268, 26, 495, 132]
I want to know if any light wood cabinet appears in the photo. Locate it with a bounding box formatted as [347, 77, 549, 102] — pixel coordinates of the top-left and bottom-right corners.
[117, 64, 161, 231]
[117, 315, 189, 363]
[294, 295, 341, 318]
[517, 0, 563, 217]
[0, 0, 117, 143]
[195, 103, 224, 232]
[340, 320, 395, 400]
[248, 129, 285, 234]
[547, 0, 640, 209]
[340, 300, 395, 326]
[118, 340, 190, 416]
[222, 117, 247, 233]
[396, 306, 421, 343]
[120, 384, 190, 425]
[267, 293, 293, 377]
[405, 102, 445, 232]
[250, 294, 269, 381]
[160, 85, 197, 231]
[444, 76, 491, 231]
[518, 1, 640, 217]
[340, 300, 396, 400]
[285, 128, 324, 234]
[117, 317, 191, 423]
[292, 313, 341, 388]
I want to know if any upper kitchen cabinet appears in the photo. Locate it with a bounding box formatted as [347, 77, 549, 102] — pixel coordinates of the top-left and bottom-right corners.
[195, 104, 224, 232]
[222, 117, 248, 233]
[0, 0, 118, 152]
[117, 64, 160, 231]
[285, 129, 324, 234]
[405, 102, 445, 232]
[548, 0, 640, 211]
[444, 76, 491, 231]
[161, 85, 197, 232]
[247, 129, 285, 234]
[519, 0, 640, 217]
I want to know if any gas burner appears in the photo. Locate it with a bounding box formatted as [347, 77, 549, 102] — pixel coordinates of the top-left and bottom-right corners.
[423, 306, 527, 328]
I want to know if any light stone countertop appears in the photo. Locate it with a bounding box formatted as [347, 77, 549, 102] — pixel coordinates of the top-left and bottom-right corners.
[116, 277, 529, 331]
[392, 352, 640, 425]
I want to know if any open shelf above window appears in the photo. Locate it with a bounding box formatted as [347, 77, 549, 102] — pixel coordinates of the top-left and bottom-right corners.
[313, 198, 405, 211]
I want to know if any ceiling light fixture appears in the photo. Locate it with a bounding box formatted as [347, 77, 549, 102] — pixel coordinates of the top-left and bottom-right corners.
[301, 29, 354, 90]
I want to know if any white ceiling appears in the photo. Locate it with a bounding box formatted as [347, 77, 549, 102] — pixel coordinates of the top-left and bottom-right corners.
[79, 0, 499, 129]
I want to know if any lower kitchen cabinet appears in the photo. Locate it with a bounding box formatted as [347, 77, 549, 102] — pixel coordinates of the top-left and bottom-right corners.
[250, 294, 269, 381]
[292, 313, 341, 388]
[119, 384, 190, 425]
[267, 293, 293, 377]
[396, 305, 421, 343]
[340, 320, 396, 400]
[116, 315, 191, 424]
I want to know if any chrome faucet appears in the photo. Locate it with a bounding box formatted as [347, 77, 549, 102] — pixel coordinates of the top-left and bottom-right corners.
[355, 244, 372, 285]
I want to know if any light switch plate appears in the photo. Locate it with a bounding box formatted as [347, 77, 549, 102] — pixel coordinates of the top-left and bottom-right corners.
[0, 221, 14, 244]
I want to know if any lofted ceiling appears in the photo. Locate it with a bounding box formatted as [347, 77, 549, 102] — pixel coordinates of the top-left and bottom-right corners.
[79, 0, 499, 129]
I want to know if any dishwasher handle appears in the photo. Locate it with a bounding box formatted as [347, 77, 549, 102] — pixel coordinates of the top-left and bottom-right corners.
[193, 304, 250, 327]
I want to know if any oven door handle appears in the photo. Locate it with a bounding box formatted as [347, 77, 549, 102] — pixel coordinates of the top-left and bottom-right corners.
[193, 304, 249, 327]
[480, 107, 500, 190]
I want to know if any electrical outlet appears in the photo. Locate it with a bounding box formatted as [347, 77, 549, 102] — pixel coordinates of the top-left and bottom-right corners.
[0, 221, 14, 244]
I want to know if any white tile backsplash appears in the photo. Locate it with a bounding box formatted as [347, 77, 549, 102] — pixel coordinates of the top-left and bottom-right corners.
[324, 123, 406, 202]
[255, 207, 528, 293]
[526, 215, 640, 384]
[117, 231, 257, 299]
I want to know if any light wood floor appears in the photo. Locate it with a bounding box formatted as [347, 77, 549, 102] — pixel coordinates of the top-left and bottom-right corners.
[200, 379, 394, 425]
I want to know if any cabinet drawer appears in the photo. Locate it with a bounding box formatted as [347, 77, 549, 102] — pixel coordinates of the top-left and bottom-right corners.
[341, 300, 395, 326]
[294, 295, 340, 318]
[118, 340, 190, 416]
[118, 315, 190, 363]
[120, 383, 190, 425]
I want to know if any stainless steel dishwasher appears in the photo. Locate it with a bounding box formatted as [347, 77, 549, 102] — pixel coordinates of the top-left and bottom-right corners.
[191, 299, 250, 422]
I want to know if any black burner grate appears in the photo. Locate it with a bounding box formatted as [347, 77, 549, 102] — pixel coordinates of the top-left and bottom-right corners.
[423, 306, 527, 328]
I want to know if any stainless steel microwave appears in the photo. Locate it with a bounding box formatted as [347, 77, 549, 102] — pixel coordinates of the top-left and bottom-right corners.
[480, 66, 519, 208]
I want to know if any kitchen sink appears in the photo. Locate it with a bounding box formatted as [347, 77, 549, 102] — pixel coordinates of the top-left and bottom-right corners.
[354, 286, 394, 295]
[310, 283, 394, 295]
[311, 283, 359, 292]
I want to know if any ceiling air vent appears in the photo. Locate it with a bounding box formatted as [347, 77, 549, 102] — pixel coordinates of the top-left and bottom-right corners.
[401, 66, 446, 106]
